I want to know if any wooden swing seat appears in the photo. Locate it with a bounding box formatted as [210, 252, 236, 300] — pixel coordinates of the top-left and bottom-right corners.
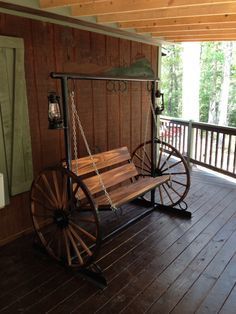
[70, 146, 170, 209]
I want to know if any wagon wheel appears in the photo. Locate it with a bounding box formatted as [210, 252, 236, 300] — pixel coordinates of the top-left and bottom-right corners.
[132, 139, 190, 208]
[30, 166, 101, 268]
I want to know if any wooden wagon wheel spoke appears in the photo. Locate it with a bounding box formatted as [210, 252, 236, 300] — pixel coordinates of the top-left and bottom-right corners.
[61, 175, 68, 209]
[158, 186, 163, 205]
[142, 147, 152, 165]
[34, 183, 56, 208]
[159, 151, 174, 171]
[166, 182, 183, 198]
[135, 165, 152, 173]
[41, 174, 59, 208]
[161, 159, 183, 173]
[69, 225, 93, 256]
[132, 139, 190, 207]
[32, 213, 54, 219]
[52, 170, 62, 207]
[63, 229, 72, 266]
[31, 197, 55, 212]
[30, 166, 101, 269]
[162, 183, 174, 204]
[134, 153, 152, 170]
[171, 179, 188, 187]
[69, 221, 96, 242]
[66, 228, 84, 266]
[168, 171, 188, 176]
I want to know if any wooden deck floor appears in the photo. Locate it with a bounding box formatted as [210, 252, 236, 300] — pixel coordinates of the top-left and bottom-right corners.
[0, 166, 236, 314]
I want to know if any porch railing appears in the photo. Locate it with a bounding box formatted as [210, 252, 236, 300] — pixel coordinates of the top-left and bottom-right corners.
[160, 116, 236, 179]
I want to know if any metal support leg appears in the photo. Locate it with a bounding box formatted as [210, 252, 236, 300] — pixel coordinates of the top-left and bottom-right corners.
[77, 263, 107, 289]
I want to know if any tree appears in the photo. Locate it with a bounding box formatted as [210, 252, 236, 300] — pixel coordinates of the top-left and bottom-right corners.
[162, 44, 183, 117]
[218, 42, 233, 126]
[162, 41, 236, 127]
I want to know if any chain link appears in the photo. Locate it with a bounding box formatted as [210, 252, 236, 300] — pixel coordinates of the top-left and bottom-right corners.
[71, 91, 79, 175]
[70, 91, 117, 212]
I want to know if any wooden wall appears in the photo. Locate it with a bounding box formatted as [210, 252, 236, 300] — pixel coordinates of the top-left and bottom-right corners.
[0, 12, 159, 246]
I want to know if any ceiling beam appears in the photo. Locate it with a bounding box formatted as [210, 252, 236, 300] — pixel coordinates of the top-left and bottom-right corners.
[136, 22, 236, 33]
[97, 3, 236, 23]
[160, 33, 236, 39]
[40, 0, 104, 9]
[152, 29, 236, 37]
[165, 34, 236, 41]
[71, 0, 235, 17]
[119, 14, 236, 29]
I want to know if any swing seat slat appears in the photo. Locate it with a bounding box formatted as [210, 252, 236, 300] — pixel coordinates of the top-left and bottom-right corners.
[95, 175, 170, 209]
[71, 146, 131, 176]
[70, 146, 170, 209]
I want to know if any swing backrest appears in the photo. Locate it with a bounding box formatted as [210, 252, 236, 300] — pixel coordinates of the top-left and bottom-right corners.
[70, 147, 138, 197]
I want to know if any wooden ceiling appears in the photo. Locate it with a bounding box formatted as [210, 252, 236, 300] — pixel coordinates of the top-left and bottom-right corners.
[38, 0, 236, 43]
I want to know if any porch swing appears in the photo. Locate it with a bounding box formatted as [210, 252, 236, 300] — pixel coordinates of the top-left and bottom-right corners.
[30, 73, 191, 275]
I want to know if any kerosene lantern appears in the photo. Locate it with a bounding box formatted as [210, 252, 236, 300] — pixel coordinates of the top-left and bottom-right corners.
[155, 89, 164, 115]
[48, 92, 64, 129]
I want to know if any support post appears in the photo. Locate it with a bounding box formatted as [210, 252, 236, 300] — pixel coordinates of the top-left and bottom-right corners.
[151, 80, 157, 206]
[187, 120, 194, 168]
[60, 76, 72, 171]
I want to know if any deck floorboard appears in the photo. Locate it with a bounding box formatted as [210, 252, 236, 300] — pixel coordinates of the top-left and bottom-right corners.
[0, 167, 235, 314]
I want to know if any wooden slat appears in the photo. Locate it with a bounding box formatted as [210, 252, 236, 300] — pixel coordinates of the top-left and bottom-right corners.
[70, 146, 131, 176]
[136, 22, 236, 33]
[71, 0, 236, 17]
[152, 28, 236, 37]
[95, 175, 169, 207]
[82, 162, 138, 195]
[119, 14, 236, 29]
[40, 0, 104, 9]
[97, 3, 236, 23]
[165, 35, 236, 42]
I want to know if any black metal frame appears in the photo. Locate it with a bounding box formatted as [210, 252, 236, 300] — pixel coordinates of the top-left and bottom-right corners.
[50, 71, 191, 288]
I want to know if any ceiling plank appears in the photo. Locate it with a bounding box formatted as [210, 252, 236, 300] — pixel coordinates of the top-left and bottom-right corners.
[71, 0, 236, 17]
[161, 33, 236, 39]
[136, 23, 236, 33]
[165, 34, 236, 41]
[97, 3, 236, 23]
[152, 29, 236, 37]
[119, 14, 236, 29]
[40, 0, 104, 9]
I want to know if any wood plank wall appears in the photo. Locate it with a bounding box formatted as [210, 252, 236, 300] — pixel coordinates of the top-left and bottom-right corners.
[0, 12, 159, 246]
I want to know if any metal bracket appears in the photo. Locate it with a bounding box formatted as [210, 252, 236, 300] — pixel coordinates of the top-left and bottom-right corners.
[155, 203, 192, 219]
[77, 263, 107, 290]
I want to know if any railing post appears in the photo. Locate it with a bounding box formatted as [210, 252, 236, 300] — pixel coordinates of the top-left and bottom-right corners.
[187, 120, 194, 168]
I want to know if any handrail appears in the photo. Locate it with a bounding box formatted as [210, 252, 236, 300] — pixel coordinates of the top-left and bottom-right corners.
[160, 116, 236, 179]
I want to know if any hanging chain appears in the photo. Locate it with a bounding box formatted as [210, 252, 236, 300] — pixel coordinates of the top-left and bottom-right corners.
[70, 91, 118, 212]
[71, 91, 79, 175]
[141, 104, 151, 175]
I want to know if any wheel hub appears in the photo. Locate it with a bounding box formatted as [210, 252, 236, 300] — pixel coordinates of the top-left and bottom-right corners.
[54, 209, 69, 228]
[154, 168, 163, 176]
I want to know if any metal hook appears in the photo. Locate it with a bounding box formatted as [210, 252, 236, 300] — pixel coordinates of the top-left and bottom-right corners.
[119, 80, 127, 92]
[106, 80, 114, 92]
[146, 81, 152, 92]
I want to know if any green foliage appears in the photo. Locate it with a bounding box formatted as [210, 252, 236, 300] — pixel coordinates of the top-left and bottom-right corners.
[199, 42, 224, 123]
[161, 42, 236, 127]
[162, 44, 183, 117]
